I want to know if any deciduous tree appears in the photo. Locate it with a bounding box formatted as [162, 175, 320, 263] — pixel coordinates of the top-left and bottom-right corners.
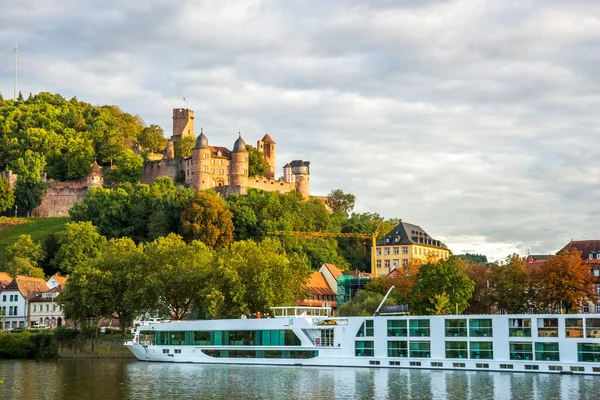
[338, 290, 393, 317]
[327, 189, 356, 216]
[52, 222, 106, 273]
[181, 191, 234, 250]
[490, 255, 531, 314]
[138, 125, 167, 153]
[0, 178, 15, 213]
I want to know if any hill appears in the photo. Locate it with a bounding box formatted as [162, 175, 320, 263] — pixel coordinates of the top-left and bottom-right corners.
[0, 217, 70, 267]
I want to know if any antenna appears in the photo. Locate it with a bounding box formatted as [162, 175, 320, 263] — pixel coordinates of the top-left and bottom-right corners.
[14, 43, 18, 100]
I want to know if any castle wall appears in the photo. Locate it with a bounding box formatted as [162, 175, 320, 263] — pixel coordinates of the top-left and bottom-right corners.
[141, 159, 181, 184]
[247, 176, 296, 193]
[32, 183, 88, 217]
[0, 170, 17, 190]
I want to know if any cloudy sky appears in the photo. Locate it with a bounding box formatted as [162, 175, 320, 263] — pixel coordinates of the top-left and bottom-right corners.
[1, 0, 599, 260]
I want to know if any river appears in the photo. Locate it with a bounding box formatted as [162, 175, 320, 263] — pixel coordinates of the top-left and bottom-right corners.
[0, 359, 598, 399]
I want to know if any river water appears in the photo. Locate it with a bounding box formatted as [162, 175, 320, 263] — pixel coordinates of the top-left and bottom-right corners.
[0, 359, 598, 399]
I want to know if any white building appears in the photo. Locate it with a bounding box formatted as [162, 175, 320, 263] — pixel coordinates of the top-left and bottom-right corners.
[0, 276, 48, 329]
[29, 286, 67, 328]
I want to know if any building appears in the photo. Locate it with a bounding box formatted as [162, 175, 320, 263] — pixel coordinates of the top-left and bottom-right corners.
[0, 276, 48, 329]
[298, 263, 342, 315]
[47, 273, 68, 290]
[375, 221, 450, 276]
[142, 108, 311, 198]
[557, 240, 600, 313]
[28, 285, 67, 328]
[0, 272, 12, 290]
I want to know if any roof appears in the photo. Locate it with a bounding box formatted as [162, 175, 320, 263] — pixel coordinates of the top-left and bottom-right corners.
[232, 134, 248, 153]
[302, 272, 335, 296]
[210, 146, 231, 158]
[526, 255, 551, 262]
[322, 263, 343, 279]
[261, 133, 274, 143]
[88, 160, 102, 176]
[51, 274, 68, 286]
[558, 240, 600, 258]
[377, 221, 446, 249]
[194, 131, 209, 149]
[29, 286, 62, 302]
[3, 276, 49, 300]
[0, 272, 12, 287]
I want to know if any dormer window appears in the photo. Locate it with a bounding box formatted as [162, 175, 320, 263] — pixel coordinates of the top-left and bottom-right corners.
[386, 238, 390, 243]
[590, 254, 594, 260]
[394, 236, 399, 243]
[597, 254, 600, 260]
[217, 151, 222, 156]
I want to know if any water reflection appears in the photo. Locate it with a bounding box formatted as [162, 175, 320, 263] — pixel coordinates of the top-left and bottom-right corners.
[0, 360, 599, 399]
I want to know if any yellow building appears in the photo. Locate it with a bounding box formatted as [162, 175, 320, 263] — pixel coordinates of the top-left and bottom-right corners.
[375, 221, 450, 276]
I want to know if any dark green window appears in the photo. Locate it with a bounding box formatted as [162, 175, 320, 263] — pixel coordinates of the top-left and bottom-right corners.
[445, 320, 467, 337]
[509, 342, 533, 360]
[356, 320, 374, 337]
[157, 330, 301, 346]
[409, 320, 430, 337]
[387, 341, 408, 357]
[202, 350, 318, 359]
[387, 320, 407, 337]
[535, 342, 559, 361]
[470, 342, 493, 359]
[355, 341, 374, 357]
[469, 319, 492, 337]
[508, 319, 531, 337]
[409, 341, 430, 358]
[445, 341, 468, 359]
[578, 343, 600, 362]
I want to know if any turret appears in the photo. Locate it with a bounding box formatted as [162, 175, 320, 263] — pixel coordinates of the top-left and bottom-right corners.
[257, 133, 276, 179]
[230, 133, 249, 187]
[192, 129, 211, 191]
[290, 160, 310, 198]
[86, 161, 103, 188]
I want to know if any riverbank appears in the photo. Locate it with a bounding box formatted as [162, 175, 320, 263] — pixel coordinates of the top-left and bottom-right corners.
[57, 337, 135, 358]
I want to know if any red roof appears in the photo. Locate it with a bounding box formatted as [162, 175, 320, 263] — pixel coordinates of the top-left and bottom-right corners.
[210, 146, 231, 158]
[558, 240, 600, 259]
[302, 272, 335, 296]
[323, 263, 343, 279]
[0, 272, 12, 287]
[3, 276, 48, 300]
[261, 133, 275, 143]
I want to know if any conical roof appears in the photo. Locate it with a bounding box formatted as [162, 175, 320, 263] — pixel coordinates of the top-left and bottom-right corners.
[88, 160, 102, 176]
[262, 133, 274, 143]
[194, 129, 209, 149]
[232, 133, 248, 153]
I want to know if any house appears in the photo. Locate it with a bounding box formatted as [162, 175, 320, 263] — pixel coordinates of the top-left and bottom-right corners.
[47, 273, 68, 290]
[0, 276, 48, 329]
[298, 264, 341, 315]
[557, 240, 600, 312]
[28, 285, 67, 328]
[375, 221, 450, 276]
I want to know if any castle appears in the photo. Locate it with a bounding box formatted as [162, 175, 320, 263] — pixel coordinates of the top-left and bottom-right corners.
[142, 108, 311, 197]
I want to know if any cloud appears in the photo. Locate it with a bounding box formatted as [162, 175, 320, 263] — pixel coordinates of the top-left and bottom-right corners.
[1, 0, 600, 261]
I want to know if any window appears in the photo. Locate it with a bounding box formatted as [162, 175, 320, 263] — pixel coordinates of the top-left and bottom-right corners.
[476, 363, 489, 368]
[445, 319, 467, 337]
[578, 343, 600, 362]
[445, 341, 468, 359]
[588, 318, 600, 338]
[46, 305, 49, 312]
[384, 260, 390, 269]
[535, 342, 560, 361]
[597, 254, 600, 260]
[402, 247, 408, 255]
[590, 254, 594, 260]
[376, 260, 381, 269]
[525, 365, 539, 370]
[356, 320, 374, 337]
[470, 319, 493, 337]
[387, 341, 408, 357]
[393, 260, 399, 268]
[510, 342, 533, 360]
[13, 306, 17, 315]
[376, 248, 381, 256]
[596, 271, 600, 277]
[33, 305, 36, 312]
[162, 349, 169, 354]
[355, 341, 374, 357]
[2, 295, 4, 302]
[566, 318, 583, 338]
[453, 363, 465, 368]
[393, 247, 399, 255]
[431, 362, 443, 367]
[387, 320, 407, 337]
[509, 318, 531, 337]
[470, 342, 493, 359]
[409, 320, 430, 337]
[571, 366, 584, 372]
[596, 304, 600, 314]
[409, 342, 430, 358]
[369, 360, 380, 365]
[394, 237, 399, 243]
[402, 259, 408, 267]
[174, 349, 181, 354]
[500, 364, 513, 369]
[409, 361, 421, 366]
[548, 365, 562, 371]
[384, 248, 390, 255]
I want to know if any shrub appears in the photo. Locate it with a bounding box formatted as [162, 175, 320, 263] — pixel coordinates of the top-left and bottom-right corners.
[0, 332, 36, 358]
[54, 326, 80, 341]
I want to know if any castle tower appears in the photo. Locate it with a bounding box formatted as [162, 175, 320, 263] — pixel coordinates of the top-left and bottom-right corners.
[86, 161, 104, 188]
[257, 133, 276, 179]
[165, 141, 175, 159]
[291, 160, 310, 198]
[192, 129, 212, 191]
[230, 133, 249, 187]
[171, 108, 195, 142]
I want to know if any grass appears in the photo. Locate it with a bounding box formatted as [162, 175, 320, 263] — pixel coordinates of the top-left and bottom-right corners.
[0, 217, 70, 266]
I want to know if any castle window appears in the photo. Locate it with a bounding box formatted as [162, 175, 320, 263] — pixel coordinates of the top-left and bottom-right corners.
[242, 157, 247, 162]
[376, 248, 381, 256]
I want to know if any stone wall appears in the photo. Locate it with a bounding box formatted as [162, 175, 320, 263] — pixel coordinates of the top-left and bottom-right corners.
[247, 176, 296, 193]
[57, 338, 136, 358]
[141, 159, 181, 184]
[32, 182, 89, 218]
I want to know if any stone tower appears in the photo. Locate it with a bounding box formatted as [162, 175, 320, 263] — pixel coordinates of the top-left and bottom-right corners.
[165, 141, 175, 159]
[257, 133, 276, 179]
[171, 108, 195, 142]
[291, 160, 310, 198]
[192, 129, 212, 191]
[229, 134, 249, 187]
[86, 161, 104, 188]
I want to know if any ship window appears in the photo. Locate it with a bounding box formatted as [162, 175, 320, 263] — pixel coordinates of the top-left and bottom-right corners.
[355, 341, 374, 357]
[356, 320, 374, 337]
[469, 319, 493, 337]
[476, 363, 489, 368]
[409, 320, 430, 337]
[470, 342, 493, 359]
[174, 349, 181, 354]
[431, 362, 443, 367]
[535, 342, 560, 361]
[509, 318, 531, 337]
[387, 341, 408, 358]
[162, 349, 169, 354]
[571, 366, 585, 372]
[578, 343, 600, 362]
[586, 318, 600, 338]
[525, 365, 539, 370]
[445, 319, 467, 337]
[537, 318, 558, 337]
[409, 341, 430, 358]
[369, 360, 380, 365]
[453, 362, 465, 368]
[409, 361, 421, 366]
[500, 364, 513, 369]
[565, 318, 583, 338]
[387, 320, 407, 337]
[510, 342, 533, 360]
[445, 341, 468, 359]
[549, 365, 563, 371]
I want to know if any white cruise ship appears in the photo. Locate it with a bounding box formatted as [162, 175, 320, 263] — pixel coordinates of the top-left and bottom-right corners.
[124, 307, 600, 375]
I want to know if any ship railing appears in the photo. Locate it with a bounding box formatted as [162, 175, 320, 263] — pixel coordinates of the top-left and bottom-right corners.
[271, 306, 332, 318]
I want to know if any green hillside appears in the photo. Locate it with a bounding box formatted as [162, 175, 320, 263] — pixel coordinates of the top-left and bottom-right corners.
[0, 217, 70, 267]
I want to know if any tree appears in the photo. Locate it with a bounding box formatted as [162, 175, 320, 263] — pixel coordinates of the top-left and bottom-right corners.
[52, 222, 106, 273]
[138, 125, 167, 153]
[531, 249, 597, 313]
[6, 235, 45, 267]
[489, 255, 531, 314]
[327, 189, 356, 216]
[114, 149, 144, 183]
[4, 257, 45, 279]
[181, 191, 234, 250]
[247, 145, 268, 177]
[464, 263, 494, 314]
[338, 290, 393, 316]
[410, 257, 475, 315]
[14, 180, 46, 216]
[456, 253, 488, 264]
[143, 234, 214, 320]
[0, 177, 15, 213]
[63, 137, 95, 179]
[364, 259, 422, 304]
[174, 136, 195, 159]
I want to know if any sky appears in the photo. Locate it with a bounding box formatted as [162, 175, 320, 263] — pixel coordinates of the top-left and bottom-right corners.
[1, 0, 599, 261]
